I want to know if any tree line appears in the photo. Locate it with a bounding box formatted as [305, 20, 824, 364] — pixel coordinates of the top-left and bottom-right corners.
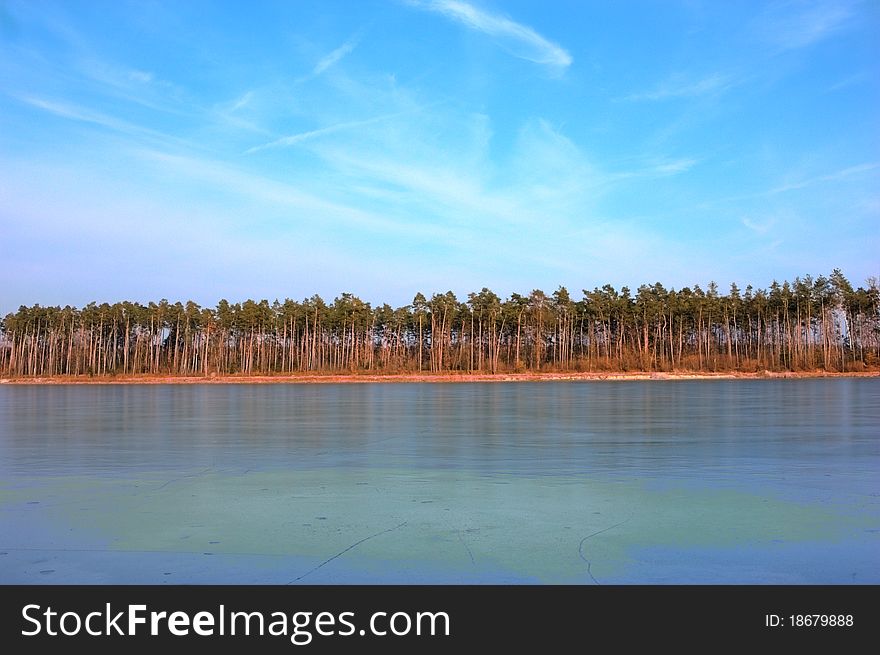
[1, 270, 877, 377]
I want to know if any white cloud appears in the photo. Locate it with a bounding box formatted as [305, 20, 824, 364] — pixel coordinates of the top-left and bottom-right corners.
[14, 94, 199, 150]
[133, 148, 453, 243]
[742, 216, 775, 234]
[754, 0, 855, 51]
[650, 158, 698, 176]
[313, 35, 360, 76]
[767, 162, 880, 195]
[825, 71, 869, 93]
[229, 91, 254, 112]
[624, 72, 735, 101]
[413, 0, 572, 71]
[18, 95, 156, 137]
[127, 70, 154, 83]
[74, 58, 194, 117]
[244, 111, 410, 154]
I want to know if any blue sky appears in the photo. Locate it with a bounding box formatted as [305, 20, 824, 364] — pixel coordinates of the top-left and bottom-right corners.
[1, 0, 878, 312]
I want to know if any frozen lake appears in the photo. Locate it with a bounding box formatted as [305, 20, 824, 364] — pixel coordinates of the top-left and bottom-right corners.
[1, 379, 878, 583]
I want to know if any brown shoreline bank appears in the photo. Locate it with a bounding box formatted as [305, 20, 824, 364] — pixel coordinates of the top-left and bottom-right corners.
[1, 370, 878, 385]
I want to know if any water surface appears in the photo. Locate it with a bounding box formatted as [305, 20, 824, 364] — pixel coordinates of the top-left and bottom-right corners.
[1, 380, 877, 583]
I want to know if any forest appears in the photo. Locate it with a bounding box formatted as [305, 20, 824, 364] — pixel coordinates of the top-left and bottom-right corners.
[1, 270, 877, 377]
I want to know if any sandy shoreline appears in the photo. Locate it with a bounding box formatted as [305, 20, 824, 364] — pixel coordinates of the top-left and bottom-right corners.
[1, 370, 878, 385]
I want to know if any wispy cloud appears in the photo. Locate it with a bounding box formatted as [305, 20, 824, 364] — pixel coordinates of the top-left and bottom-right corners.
[134, 149, 449, 237]
[127, 69, 154, 83]
[825, 71, 869, 93]
[650, 157, 698, 176]
[210, 90, 272, 136]
[767, 161, 880, 195]
[412, 0, 572, 71]
[69, 58, 198, 118]
[309, 117, 617, 237]
[313, 34, 360, 76]
[17, 94, 156, 137]
[598, 154, 699, 182]
[244, 111, 408, 154]
[321, 147, 524, 226]
[754, 0, 855, 51]
[695, 161, 880, 209]
[229, 91, 253, 112]
[742, 216, 775, 234]
[623, 72, 735, 101]
[14, 94, 201, 151]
